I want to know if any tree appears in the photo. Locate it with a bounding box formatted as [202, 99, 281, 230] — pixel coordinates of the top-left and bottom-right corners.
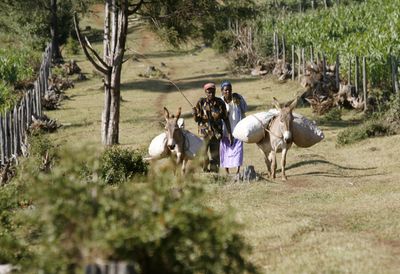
[74, 0, 257, 145]
[0, 0, 94, 62]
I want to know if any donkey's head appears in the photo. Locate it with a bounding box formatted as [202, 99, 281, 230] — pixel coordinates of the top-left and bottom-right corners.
[272, 97, 298, 144]
[164, 107, 182, 150]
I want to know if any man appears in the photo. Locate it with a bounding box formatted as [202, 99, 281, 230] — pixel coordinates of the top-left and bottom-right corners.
[192, 82, 233, 172]
[219, 81, 247, 180]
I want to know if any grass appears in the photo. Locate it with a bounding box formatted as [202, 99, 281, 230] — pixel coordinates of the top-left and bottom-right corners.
[39, 5, 400, 273]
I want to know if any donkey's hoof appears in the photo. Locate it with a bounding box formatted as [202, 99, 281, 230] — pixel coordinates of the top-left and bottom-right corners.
[282, 176, 287, 181]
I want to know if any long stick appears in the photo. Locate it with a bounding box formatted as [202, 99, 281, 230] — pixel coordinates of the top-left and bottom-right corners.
[167, 79, 194, 108]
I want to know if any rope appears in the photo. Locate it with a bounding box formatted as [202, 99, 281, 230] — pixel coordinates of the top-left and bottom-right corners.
[251, 114, 282, 139]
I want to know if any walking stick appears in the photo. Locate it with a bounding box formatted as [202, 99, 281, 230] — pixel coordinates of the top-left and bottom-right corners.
[167, 79, 194, 108]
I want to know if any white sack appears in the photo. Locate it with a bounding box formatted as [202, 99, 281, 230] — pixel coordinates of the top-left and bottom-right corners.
[233, 110, 278, 143]
[148, 132, 169, 160]
[182, 130, 204, 159]
[292, 114, 324, 148]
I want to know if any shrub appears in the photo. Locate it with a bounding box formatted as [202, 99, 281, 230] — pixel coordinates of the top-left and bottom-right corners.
[212, 30, 235, 54]
[100, 146, 148, 184]
[27, 133, 58, 172]
[65, 36, 80, 55]
[14, 148, 258, 274]
[336, 119, 391, 146]
[322, 108, 342, 121]
[0, 82, 19, 112]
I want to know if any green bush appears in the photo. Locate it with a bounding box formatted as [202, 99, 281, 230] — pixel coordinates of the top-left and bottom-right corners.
[65, 36, 80, 55]
[322, 108, 342, 121]
[100, 146, 148, 184]
[0, 182, 29, 265]
[0, 82, 19, 112]
[28, 133, 58, 172]
[336, 119, 391, 146]
[212, 30, 235, 54]
[13, 148, 258, 274]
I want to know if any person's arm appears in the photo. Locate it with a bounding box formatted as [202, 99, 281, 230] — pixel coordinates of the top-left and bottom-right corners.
[192, 99, 202, 123]
[220, 100, 233, 144]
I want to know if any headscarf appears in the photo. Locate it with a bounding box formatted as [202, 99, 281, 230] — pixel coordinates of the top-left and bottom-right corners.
[220, 81, 232, 89]
[203, 82, 216, 90]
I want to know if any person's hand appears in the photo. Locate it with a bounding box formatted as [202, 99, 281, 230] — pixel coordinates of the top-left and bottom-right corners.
[228, 133, 234, 146]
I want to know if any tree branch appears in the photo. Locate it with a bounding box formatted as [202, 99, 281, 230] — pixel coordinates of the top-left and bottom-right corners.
[73, 14, 109, 75]
[84, 36, 110, 69]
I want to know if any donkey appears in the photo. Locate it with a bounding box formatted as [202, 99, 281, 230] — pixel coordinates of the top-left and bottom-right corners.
[163, 106, 190, 174]
[256, 97, 298, 181]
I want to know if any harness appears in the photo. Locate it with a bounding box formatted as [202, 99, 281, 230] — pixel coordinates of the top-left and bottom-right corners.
[252, 114, 283, 140]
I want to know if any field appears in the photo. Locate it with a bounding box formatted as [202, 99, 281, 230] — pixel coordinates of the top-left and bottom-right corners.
[46, 10, 400, 274]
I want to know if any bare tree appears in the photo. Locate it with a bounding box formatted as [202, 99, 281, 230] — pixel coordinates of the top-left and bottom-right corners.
[74, 0, 144, 145]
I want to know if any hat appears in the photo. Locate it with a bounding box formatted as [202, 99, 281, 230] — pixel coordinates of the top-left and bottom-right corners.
[221, 81, 232, 89]
[203, 82, 216, 90]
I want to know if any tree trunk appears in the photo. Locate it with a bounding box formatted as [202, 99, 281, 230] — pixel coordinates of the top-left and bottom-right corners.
[50, 0, 63, 63]
[74, 0, 144, 146]
[101, 0, 128, 145]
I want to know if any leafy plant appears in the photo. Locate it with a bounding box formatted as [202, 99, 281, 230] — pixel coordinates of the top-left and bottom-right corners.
[12, 147, 258, 274]
[100, 146, 148, 184]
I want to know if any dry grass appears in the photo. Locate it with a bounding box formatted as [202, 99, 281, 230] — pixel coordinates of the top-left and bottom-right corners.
[48, 9, 400, 273]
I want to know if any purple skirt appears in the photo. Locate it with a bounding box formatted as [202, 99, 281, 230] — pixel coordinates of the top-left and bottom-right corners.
[219, 137, 243, 168]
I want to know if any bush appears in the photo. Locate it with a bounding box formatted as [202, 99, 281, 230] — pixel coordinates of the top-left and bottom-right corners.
[212, 30, 235, 54]
[65, 36, 80, 55]
[100, 146, 148, 184]
[13, 148, 258, 274]
[336, 119, 391, 146]
[0, 82, 19, 112]
[322, 108, 342, 121]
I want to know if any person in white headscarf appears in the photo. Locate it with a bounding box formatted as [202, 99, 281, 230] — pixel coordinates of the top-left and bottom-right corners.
[219, 81, 247, 180]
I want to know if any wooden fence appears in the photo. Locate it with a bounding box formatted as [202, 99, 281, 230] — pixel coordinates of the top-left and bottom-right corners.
[0, 44, 52, 165]
[272, 32, 400, 110]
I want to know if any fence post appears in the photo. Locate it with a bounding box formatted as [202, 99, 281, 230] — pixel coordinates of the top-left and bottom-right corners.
[363, 56, 368, 111]
[355, 55, 360, 94]
[322, 53, 327, 81]
[391, 55, 399, 94]
[335, 54, 340, 90]
[348, 57, 352, 85]
[298, 47, 302, 82]
[0, 115, 4, 165]
[282, 35, 286, 63]
[292, 45, 295, 81]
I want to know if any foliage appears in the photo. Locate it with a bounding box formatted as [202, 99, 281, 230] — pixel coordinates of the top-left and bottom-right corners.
[27, 133, 59, 172]
[0, 48, 38, 84]
[65, 36, 81, 55]
[143, 0, 258, 47]
[100, 146, 148, 184]
[11, 147, 258, 273]
[212, 30, 235, 54]
[0, 182, 30, 265]
[0, 82, 18, 113]
[321, 108, 342, 121]
[0, 0, 96, 50]
[336, 119, 392, 146]
[260, 0, 400, 89]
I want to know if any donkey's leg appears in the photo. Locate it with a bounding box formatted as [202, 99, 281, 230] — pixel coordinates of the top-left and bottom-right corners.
[256, 139, 272, 178]
[181, 158, 188, 175]
[281, 148, 288, 181]
[270, 150, 277, 179]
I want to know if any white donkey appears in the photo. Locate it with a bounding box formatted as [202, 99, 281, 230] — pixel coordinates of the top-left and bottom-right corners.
[164, 107, 203, 174]
[256, 97, 298, 181]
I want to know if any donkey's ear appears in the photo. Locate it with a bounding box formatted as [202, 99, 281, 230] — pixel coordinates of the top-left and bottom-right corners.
[272, 97, 281, 110]
[289, 97, 298, 110]
[163, 107, 170, 120]
[176, 107, 182, 120]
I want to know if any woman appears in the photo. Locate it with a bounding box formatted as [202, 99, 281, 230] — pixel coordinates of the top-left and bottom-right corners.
[219, 81, 248, 180]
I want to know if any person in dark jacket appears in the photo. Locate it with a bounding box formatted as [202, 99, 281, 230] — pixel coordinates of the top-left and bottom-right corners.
[192, 82, 233, 172]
